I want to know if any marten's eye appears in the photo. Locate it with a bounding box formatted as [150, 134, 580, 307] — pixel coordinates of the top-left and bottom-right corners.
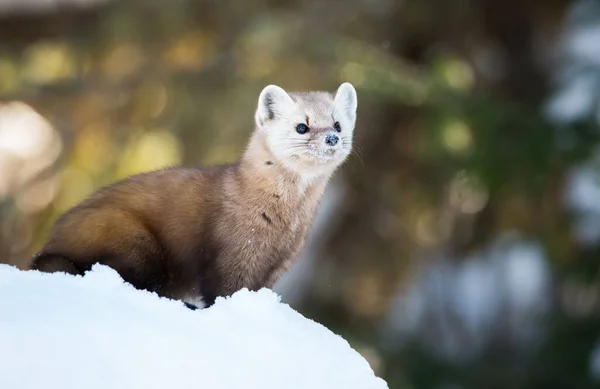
[333, 121, 342, 132]
[296, 124, 309, 135]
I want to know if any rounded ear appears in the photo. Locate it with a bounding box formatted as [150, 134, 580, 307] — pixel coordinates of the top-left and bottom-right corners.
[255, 85, 295, 127]
[333, 82, 358, 125]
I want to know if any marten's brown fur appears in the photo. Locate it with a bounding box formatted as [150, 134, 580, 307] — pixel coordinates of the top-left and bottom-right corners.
[30, 83, 358, 308]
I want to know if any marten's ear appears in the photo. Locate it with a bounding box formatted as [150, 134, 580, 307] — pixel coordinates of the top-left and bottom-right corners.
[255, 85, 295, 127]
[333, 82, 358, 126]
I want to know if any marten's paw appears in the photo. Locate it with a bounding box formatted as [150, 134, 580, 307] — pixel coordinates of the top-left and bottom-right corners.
[183, 302, 199, 310]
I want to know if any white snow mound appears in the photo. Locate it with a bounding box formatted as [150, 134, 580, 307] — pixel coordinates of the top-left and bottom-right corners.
[0, 264, 388, 389]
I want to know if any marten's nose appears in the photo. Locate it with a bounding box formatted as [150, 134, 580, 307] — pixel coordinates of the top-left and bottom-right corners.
[325, 133, 339, 146]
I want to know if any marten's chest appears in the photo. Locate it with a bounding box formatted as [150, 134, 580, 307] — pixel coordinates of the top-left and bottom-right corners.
[223, 201, 313, 261]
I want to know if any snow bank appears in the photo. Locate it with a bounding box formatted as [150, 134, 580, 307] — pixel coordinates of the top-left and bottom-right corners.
[0, 264, 387, 389]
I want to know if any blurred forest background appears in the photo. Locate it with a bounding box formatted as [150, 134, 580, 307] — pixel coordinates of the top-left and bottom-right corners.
[1, 0, 600, 388]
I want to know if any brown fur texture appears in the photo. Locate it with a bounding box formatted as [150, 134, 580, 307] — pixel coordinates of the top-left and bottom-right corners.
[30, 83, 357, 308]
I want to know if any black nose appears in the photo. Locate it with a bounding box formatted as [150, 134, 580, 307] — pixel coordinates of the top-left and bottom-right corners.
[325, 133, 339, 146]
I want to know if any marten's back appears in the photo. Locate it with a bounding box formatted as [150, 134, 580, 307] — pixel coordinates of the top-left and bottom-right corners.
[32, 165, 233, 302]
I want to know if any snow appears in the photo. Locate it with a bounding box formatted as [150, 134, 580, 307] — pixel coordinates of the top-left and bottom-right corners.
[564, 163, 600, 244]
[545, 73, 597, 123]
[590, 340, 600, 380]
[0, 0, 113, 15]
[383, 233, 550, 362]
[545, 0, 600, 246]
[545, 0, 600, 124]
[0, 264, 387, 389]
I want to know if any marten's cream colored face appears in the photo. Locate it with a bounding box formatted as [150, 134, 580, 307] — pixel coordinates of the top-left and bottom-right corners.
[254, 82, 357, 177]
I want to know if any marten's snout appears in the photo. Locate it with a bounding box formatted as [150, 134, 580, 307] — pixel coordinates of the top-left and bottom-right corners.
[324, 133, 339, 147]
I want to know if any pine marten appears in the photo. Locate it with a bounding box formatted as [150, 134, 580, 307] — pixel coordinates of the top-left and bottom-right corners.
[30, 82, 358, 308]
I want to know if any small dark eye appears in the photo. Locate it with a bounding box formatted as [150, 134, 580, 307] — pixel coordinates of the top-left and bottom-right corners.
[296, 123, 309, 134]
[334, 121, 341, 132]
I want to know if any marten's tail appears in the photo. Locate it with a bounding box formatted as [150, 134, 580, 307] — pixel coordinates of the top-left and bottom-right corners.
[30, 254, 83, 275]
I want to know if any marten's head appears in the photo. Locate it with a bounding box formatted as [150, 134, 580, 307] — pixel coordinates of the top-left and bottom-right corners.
[254, 82, 357, 177]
